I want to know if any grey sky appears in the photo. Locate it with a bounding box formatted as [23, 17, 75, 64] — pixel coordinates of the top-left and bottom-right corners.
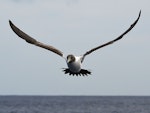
[0, 0, 149, 95]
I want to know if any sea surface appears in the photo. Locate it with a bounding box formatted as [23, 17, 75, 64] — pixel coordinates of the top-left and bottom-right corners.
[0, 96, 150, 113]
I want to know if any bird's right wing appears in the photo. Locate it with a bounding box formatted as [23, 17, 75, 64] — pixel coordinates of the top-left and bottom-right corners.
[83, 10, 141, 58]
[9, 20, 64, 57]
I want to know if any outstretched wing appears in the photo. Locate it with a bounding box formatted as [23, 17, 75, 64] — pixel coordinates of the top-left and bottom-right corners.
[83, 10, 141, 57]
[9, 20, 64, 57]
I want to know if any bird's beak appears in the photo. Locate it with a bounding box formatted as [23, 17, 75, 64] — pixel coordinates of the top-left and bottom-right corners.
[67, 57, 72, 63]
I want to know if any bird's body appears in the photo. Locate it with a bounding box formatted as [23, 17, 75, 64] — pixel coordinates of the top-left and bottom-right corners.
[9, 11, 141, 76]
[67, 55, 82, 73]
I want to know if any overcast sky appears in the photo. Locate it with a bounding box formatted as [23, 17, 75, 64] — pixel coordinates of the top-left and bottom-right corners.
[0, 0, 149, 96]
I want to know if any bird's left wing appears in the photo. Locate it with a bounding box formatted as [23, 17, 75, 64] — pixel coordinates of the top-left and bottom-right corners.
[9, 20, 64, 57]
[83, 10, 141, 58]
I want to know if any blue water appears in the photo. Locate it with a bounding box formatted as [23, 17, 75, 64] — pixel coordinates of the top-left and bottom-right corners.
[0, 96, 150, 113]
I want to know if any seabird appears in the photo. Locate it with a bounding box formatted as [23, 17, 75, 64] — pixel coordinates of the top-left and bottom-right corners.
[9, 11, 141, 76]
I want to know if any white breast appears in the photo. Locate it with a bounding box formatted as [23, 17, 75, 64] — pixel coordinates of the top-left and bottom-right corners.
[67, 56, 82, 73]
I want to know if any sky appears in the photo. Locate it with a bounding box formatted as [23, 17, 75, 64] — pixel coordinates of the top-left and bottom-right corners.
[0, 0, 149, 96]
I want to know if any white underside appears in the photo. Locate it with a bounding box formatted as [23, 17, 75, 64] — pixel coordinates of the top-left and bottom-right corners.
[67, 56, 82, 73]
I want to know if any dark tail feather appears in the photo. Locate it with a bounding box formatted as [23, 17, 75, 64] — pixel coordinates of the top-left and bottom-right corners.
[62, 68, 91, 76]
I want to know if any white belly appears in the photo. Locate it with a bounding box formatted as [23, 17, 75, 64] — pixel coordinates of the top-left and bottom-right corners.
[67, 60, 81, 73]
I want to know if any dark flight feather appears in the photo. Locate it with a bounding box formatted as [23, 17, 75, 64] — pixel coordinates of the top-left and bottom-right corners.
[9, 20, 63, 57]
[83, 10, 141, 57]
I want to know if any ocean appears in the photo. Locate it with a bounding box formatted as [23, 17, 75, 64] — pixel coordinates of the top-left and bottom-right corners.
[0, 96, 150, 113]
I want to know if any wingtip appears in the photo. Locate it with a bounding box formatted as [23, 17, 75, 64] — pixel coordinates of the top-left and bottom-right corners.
[136, 10, 141, 23]
[133, 10, 141, 26]
[139, 10, 141, 16]
[9, 20, 11, 24]
[9, 20, 13, 27]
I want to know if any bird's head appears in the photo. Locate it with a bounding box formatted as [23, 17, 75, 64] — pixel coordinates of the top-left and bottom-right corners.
[67, 54, 75, 63]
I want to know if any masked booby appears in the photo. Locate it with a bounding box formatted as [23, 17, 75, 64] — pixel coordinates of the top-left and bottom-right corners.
[9, 11, 141, 76]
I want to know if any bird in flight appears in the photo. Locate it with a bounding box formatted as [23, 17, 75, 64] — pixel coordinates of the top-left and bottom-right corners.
[9, 11, 141, 76]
